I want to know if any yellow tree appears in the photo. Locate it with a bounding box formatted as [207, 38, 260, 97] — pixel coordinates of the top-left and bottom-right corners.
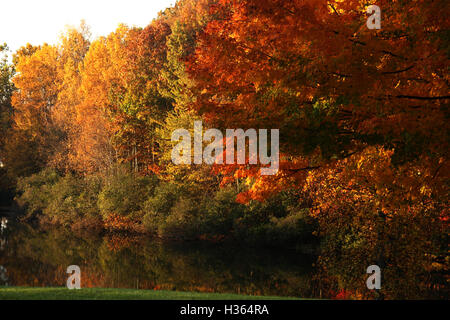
[11, 43, 61, 170]
[51, 23, 91, 170]
[69, 25, 140, 174]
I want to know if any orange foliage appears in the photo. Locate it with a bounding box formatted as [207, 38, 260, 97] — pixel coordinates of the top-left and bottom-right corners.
[103, 214, 140, 232]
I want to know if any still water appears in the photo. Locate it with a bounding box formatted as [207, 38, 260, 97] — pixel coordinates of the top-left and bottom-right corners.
[0, 219, 320, 298]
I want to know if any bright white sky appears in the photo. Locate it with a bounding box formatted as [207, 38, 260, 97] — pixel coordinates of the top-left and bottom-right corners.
[1, 0, 176, 54]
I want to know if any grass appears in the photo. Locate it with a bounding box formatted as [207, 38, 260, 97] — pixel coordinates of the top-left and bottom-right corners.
[0, 287, 303, 300]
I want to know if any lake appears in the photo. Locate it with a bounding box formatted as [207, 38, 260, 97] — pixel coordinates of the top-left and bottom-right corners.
[0, 218, 322, 298]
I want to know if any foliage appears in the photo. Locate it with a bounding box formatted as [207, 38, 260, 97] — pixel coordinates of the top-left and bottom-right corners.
[15, 169, 61, 218]
[98, 168, 158, 219]
[305, 147, 448, 299]
[0, 44, 15, 199]
[1, 0, 448, 299]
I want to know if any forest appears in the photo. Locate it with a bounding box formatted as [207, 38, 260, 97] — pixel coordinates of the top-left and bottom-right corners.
[0, 0, 448, 299]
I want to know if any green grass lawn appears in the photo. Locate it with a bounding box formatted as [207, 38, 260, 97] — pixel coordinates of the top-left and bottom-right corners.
[0, 287, 302, 300]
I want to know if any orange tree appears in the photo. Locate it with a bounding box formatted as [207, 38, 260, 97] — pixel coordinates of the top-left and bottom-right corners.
[187, 0, 449, 298]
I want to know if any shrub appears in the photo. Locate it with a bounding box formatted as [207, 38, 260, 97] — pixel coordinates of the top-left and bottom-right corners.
[98, 169, 158, 219]
[43, 173, 85, 226]
[44, 174, 103, 228]
[142, 182, 184, 234]
[264, 209, 317, 245]
[233, 192, 317, 246]
[15, 168, 318, 245]
[16, 170, 104, 227]
[15, 169, 61, 218]
[159, 196, 201, 239]
[199, 186, 244, 237]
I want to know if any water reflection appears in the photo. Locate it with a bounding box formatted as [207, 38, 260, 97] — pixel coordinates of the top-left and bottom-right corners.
[0, 222, 318, 298]
[1, 221, 445, 299]
[0, 265, 7, 286]
[0, 218, 7, 233]
[0, 218, 7, 252]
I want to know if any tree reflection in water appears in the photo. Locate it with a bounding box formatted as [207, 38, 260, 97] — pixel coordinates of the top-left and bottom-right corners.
[1, 222, 446, 299]
[0, 222, 317, 298]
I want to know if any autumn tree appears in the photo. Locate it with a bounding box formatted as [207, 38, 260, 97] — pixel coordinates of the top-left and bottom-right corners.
[112, 20, 173, 173]
[306, 147, 448, 299]
[51, 23, 91, 170]
[188, 0, 449, 183]
[5, 43, 62, 178]
[71, 21, 172, 175]
[2, 1, 447, 298]
[156, 0, 221, 188]
[187, 0, 449, 298]
[159, 0, 217, 108]
[69, 29, 123, 174]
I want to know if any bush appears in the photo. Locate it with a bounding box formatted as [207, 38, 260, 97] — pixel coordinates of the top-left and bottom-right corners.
[43, 174, 85, 226]
[199, 186, 244, 237]
[233, 192, 317, 246]
[16, 170, 104, 228]
[15, 169, 61, 218]
[159, 196, 201, 239]
[15, 168, 318, 245]
[261, 209, 317, 245]
[44, 174, 103, 228]
[98, 169, 158, 219]
[143, 184, 244, 239]
[142, 182, 186, 235]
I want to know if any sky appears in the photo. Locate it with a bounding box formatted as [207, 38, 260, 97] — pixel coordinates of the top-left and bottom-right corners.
[1, 0, 176, 54]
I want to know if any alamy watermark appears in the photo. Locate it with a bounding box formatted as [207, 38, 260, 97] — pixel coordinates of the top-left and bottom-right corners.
[366, 5, 381, 30]
[171, 121, 279, 176]
[66, 265, 81, 290]
[366, 265, 381, 290]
